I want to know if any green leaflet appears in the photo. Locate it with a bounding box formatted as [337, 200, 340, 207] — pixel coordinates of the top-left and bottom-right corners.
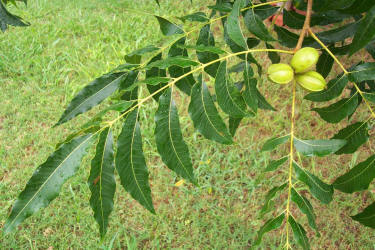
[207, 2, 233, 13]
[333, 154, 375, 193]
[293, 162, 334, 204]
[178, 44, 226, 54]
[304, 74, 348, 102]
[88, 128, 116, 238]
[155, 89, 196, 184]
[140, 77, 171, 85]
[188, 76, 233, 145]
[264, 156, 288, 172]
[332, 122, 369, 154]
[243, 62, 258, 113]
[56, 72, 128, 125]
[341, 0, 375, 13]
[178, 12, 209, 23]
[146, 56, 199, 69]
[256, 88, 276, 111]
[116, 109, 155, 213]
[124, 45, 160, 64]
[4, 134, 95, 234]
[146, 53, 167, 101]
[0, 0, 28, 32]
[227, 0, 248, 49]
[261, 134, 290, 152]
[253, 4, 278, 20]
[274, 26, 317, 48]
[363, 92, 375, 103]
[349, 5, 375, 55]
[349, 62, 375, 82]
[215, 61, 251, 118]
[294, 138, 347, 157]
[265, 43, 280, 64]
[168, 37, 195, 95]
[291, 188, 319, 235]
[316, 50, 334, 78]
[254, 213, 285, 246]
[155, 16, 184, 36]
[288, 216, 310, 250]
[260, 183, 287, 217]
[312, 94, 359, 123]
[229, 116, 242, 136]
[244, 9, 275, 41]
[351, 201, 375, 228]
[196, 24, 220, 78]
[317, 21, 358, 44]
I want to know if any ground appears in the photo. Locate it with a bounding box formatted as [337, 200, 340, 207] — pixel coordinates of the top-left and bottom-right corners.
[1, 0, 375, 249]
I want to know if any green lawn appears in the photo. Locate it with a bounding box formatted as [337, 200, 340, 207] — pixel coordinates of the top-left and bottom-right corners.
[1, 0, 375, 248]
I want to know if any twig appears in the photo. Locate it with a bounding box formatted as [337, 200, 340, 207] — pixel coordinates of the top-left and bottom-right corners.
[294, 0, 313, 52]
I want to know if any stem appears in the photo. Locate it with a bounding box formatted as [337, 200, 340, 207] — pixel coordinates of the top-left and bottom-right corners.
[294, 0, 313, 51]
[308, 28, 375, 120]
[285, 79, 297, 248]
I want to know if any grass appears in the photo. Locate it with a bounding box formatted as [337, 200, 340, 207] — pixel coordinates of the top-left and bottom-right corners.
[1, 0, 375, 248]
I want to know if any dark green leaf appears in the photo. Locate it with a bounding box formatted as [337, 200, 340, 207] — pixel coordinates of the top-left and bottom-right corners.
[188, 76, 233, 144]
[88, 128, 116, 238]
[363, 92, 375, 103]
[291, 188, 319, 235]
[140, 77, 170, 85]
[4, 134, 95, 234]
[243, 63, 258, 113]
[265, 43, 280, 64]
[196, 24, 220, 77]
[56, 72, 127, 125]
[178, 44, 226, 54]
[293, 162, 334, 204]
[215, 61, 252, 117]
[341, 0, 375, 13]
[146, 56, 199, 69]
[312, 94, 359, 123]
[333, 154, 375, 193]
[274, 26, 317, 48]
[229, 116, 242, 136]
[288, 216, 310, 250]
[349, 5, 375, 55]
[313, 0, 356, 12]
[116, 109, 155, 213]
[168, 37, 195, 95]
[208, 2, 233, 13]
[155, 89, 196, 184]
[260, 183, 287, 217]
[304, 74, 348, 102]
[125, 45, 159, 64]
[256, 88, 276, 111]
[254, 213, 285, 246]
[0, 0, 28, 29]
[294, 138, 347, 157]
[227, 0, 248, 49]
[146, 53, 167, 101]
[253, 4, 278, 20]
[366, 42, 375, 60]
[178, 12, 208, 22]
[316, 50, 334, 78]
[155, 16, 184, 36]
[351, 201, 375, 228]
[265, 156, 288, 172]
[332, 122, 369, 154]
[349, 62, 375, 82]
[244, 9, 275, 41]
[317, 22, 358, 44]
[261, 134, 290, 152]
